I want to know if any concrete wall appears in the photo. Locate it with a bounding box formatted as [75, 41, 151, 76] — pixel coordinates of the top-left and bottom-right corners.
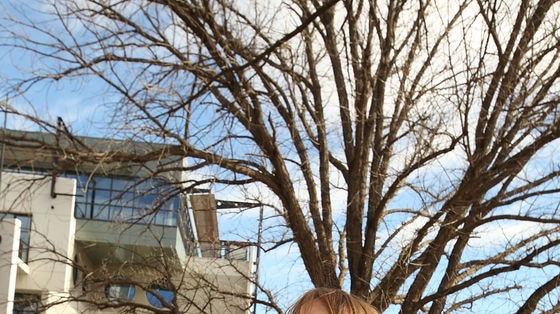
[69, 257, 254, 314]
[0, 172, 77, 313]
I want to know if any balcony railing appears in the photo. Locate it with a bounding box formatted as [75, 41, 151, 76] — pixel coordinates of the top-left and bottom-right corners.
[197, 241, 255, 261]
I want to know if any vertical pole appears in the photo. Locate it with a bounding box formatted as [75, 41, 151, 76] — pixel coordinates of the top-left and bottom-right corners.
[252, 205, 263, 314]
[0, 106, 7, 188]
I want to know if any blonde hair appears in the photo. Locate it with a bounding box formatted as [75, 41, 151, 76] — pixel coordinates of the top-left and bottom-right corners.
[287, 288, 379, 314]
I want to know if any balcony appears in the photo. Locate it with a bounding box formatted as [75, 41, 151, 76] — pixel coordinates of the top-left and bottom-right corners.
[74, 219, 187, 267]
[199, 241, 255, 261]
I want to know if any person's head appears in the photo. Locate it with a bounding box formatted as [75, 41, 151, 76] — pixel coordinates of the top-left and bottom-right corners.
[287, 288, 379, 314]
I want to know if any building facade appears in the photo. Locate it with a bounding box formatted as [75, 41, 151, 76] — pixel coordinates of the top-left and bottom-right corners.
[0, 130, 256, 314]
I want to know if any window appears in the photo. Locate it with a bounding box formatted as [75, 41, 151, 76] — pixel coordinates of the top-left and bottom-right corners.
[69, 174, 179, 226]
[13, 293, 41, 314]
[146, 279, 175, 308]
[105, 276, 136, 304]
[1, 213, 31, 263]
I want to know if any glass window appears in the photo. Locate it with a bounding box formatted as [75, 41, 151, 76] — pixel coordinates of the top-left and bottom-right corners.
[73, 174, 94, 219]
[138, 194, 156, 210]
[135, 179, 155, 191]
[92, 204, 110, 220]
[1, 213, 31, 263]
[13, 293, 41, 314]
[69, 174, 179, 226]
[74, 202, 86, 219]
[111, 178, 132, 191]
[95, 177, 112, 189]
[95, 189, 111, 205]
[146, 281, 175, 308]
[105, 276, 135, 304]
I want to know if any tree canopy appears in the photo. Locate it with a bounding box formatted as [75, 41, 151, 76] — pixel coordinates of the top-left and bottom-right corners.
[1, 0, 560, 313]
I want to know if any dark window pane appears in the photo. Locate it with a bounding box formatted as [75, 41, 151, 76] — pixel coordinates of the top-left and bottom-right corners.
[13, 293, 41, 314]
[1, 213, 31, 263]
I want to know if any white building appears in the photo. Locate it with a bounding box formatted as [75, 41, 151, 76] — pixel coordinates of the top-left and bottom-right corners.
[0, 130, 256, 314]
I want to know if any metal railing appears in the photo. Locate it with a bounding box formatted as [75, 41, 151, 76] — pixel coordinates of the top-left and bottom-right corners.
[197, 241, 255, 261]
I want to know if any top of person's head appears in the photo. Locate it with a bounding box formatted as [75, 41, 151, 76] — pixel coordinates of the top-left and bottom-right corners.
[287, 288, 380, 314]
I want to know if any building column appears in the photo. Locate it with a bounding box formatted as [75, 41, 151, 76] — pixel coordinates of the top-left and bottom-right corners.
[0, 218, 21, 314]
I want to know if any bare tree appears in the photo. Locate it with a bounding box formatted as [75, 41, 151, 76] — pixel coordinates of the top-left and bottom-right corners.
[1, 0, 560, 313]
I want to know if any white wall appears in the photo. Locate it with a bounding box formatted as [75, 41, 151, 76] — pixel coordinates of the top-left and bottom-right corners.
[0, 172, 77, 311]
